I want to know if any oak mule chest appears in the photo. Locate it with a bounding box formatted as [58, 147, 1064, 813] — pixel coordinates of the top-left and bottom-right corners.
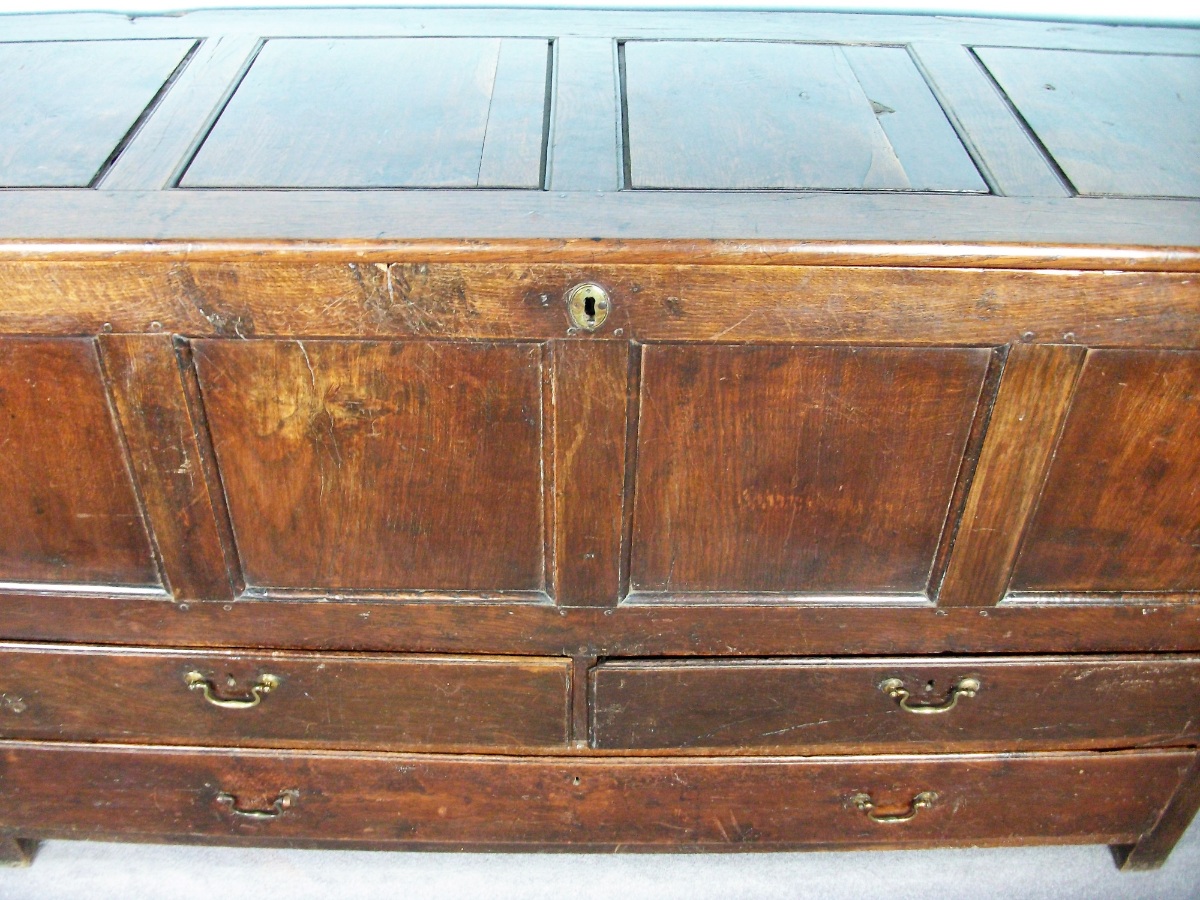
[0, 7, 1199, 871]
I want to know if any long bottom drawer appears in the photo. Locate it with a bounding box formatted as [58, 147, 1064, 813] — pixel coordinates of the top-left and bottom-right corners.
[0, 742, 1193, 850]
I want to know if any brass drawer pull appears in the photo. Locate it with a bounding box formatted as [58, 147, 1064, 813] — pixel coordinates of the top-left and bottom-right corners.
[216, 789, 299, 821]
[879, 676, 981, 715]
[185, 671, 280, 709]
[851, 791, 937, 824]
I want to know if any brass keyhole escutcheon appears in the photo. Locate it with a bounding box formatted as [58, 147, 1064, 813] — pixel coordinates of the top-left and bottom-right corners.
[566, 282, 611, 332]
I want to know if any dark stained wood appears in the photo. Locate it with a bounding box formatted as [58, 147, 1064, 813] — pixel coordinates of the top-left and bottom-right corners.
[0, 644, 570, 750]
[550, 340, 632, 607]
[0, 742, 1190, 848]
[0, 339, 158, 587]
[623, 41, 981, 192]
[99, 334, 236, 601]
[1012, 350, 1200, 594]
[907, 42, 1070, 197]
[630, 344, 989, 595]
[546, 38, 622, 191]
[840, 46, 986, 193]
[182, 38, 548, 188]
[0, 836, 37, 867]
[937, 343, 1086, 607]
[0, 39, 194, 187]
[1114, 754, 1200, 870]
[99, 35, 264, 191]
[0, 263, 1196, 349]
[591, 656, 1200, 753]
[0, 592, 1198, 657]
[192, 339, 546, 594]
[977, 48, 1200, 199]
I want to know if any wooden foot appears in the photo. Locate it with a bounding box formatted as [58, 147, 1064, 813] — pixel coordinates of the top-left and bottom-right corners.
[1112, 755, 1200, 871]
[0, 836, 37, 867]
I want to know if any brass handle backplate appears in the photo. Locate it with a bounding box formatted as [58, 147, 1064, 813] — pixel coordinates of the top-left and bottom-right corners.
[185, 671, 280, 709]
[851, 791, 937, 824]
[215, 789, 299, 821]
[879, 676, 981, 715]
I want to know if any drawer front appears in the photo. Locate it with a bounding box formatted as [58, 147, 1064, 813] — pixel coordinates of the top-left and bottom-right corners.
[0, 742, 1191, 849]
[0, 644, 570, 751]
[591, 656, 1200, 752]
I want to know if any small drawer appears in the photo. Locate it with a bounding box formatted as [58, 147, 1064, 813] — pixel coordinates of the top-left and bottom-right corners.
[0, 643, 570, 751]
[590, 655, 1200, 753]
[0, 742, 1192, 849]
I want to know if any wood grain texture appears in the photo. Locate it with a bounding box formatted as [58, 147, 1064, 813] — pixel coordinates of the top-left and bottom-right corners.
[0, 644, 570, 750]
[1012, 350, 1200, 594]
[624, 41, 984, 191]
[937, 343, 1086, 607]
[590, 656, 1200, 753]
[546, 38, 621, 190]
[550, 340, 632, 607]
[99, 334, 236, 601]
[1, 262, 1195, 348]
[630, 344, 990, 595]
[0, 39, 194, 187]
[0, 339, 157, 587]
[1114, 754, 1200, 870]
[193, 339, 546, 594]
[977, 48, 1200, 199]
[0, 743, 1190, 848]
[182, 38, 548, 188]
[0, 192, 1196, 247]
[840, 46, 986, 193]
[909, 42, 1069, 197]
[99, 35, 263, 191]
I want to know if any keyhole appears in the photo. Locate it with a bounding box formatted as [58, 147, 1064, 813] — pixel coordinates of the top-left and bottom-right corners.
[566, 282, 610, 332]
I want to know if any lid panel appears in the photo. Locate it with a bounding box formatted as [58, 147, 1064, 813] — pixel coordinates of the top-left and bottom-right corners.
[976, 47, 1200, 199]
[0, 39, 194, 187]
[623, 41, 985, 192]
[182, 37, 550, 189]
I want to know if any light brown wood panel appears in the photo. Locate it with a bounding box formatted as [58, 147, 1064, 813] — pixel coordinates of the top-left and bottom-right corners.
[550, 340, 633, 607]
[0, 339, 157, 587]
[590, 656, 1200, 753]
[98, 334, 236, 601]
[182, 38, 548, 188]
[976, 48, 1200, 199]
[937, 343, 1086, 607]
[0, 644, 570, 750]
[1012, 350, 1200, 594]
[192, 339, 546, 593]
[0, 743, 1190, 848]
[2, 262, 1195, 348]
[624, 41, 981, 192]
[0, 39, 194, 187]
[547, 38, 622, 191]
[629, 344, 990, 596]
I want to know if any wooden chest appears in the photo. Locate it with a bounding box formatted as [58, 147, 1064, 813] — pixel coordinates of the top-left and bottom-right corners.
[0, 7, 1198, 870]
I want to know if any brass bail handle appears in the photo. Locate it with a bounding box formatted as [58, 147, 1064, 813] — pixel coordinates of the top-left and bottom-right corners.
[216, 789, 299, 821]
[851, 791, 938, 824]
[185, 671, 280, 709]
[879, 676, 981, 715]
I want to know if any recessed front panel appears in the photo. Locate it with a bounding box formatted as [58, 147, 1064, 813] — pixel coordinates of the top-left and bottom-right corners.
[0, 339, 158, 587]
[630, 345, 990, 597]
[622, 41, 985, 191]
[976, 48, 1200, 198]
[183, 38, 550, 188]
[1012, 350, 1200, 594]
[193, 340, 545, 593]
[0, 39, 193, 187]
